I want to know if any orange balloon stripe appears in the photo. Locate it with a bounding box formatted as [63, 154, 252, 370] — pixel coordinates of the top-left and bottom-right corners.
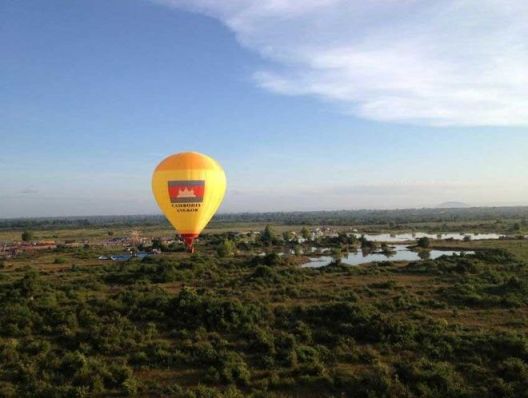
[155, 151, 219, 171]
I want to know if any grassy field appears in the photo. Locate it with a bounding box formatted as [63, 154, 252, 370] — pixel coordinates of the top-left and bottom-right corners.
[1, 222, 528, 397]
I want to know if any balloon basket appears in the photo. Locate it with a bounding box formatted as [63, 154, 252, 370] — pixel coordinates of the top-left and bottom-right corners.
[181, 234, 198, 253]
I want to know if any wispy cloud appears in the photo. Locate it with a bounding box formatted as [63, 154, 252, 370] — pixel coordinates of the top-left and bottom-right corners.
[159, 0, 528, 126]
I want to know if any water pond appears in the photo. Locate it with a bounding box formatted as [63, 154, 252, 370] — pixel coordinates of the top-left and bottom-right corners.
[302, 245, 474, 268]
[99, 252, 151, 261]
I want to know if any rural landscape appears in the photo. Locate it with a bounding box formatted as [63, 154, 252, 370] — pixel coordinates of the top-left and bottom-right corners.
[4, 1, 528, 397]
[1, 208, 528, 397]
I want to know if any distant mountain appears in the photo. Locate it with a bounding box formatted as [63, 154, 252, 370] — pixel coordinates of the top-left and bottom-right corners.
[436, 201, 470, 208]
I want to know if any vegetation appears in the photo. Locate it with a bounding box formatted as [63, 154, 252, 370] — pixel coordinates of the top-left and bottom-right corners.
[0, 216, 528, 396]
[416, 237, 431, 248]
[4, 206, 528, 233]
[21, 231, 34, 242]
[261, 225, 277, 245]
[216, 239, 236, 257]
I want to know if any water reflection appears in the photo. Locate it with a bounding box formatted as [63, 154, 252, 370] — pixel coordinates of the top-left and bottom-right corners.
[302, 245, 474, 268]
[418, 250, 431, 260]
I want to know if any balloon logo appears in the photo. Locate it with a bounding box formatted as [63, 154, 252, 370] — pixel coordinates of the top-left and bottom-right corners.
[152, 152, 226, 252]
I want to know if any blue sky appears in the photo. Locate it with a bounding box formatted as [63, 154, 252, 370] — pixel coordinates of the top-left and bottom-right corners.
[1, 0, 528, 217]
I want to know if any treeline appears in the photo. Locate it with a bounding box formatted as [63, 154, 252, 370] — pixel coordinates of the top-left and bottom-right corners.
[0, 215, 168, 230]
[217, 207, 528, 226]
[3, 206, 528, 230]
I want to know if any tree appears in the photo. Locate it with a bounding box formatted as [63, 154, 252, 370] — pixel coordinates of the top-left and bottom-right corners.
[360, 235, 377, 250]
[293, 245, 302, 256]
[282, 231, 293, 241]
[416, 237, 431, 248]
[21, 231, 34, 242]
[151, 238, 168, 252]
[261, 225, 276, 245]
[331, 248, 342, 265]
[300, 227, 311, 240]
[217, 239, 235, 257]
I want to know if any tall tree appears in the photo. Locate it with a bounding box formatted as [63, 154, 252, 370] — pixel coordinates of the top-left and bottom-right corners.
[261, 225, 276, 245]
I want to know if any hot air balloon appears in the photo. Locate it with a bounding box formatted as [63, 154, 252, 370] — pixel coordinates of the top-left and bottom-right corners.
[152, 152, 226, 252]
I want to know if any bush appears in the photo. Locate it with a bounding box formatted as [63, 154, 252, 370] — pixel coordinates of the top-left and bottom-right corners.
[216, 352, 251, 385]
[395, 359, 469, 397]
[416, 237, 431, 248]
[217, 239, 235, 257]
[252, 253, 282, 267]
[122, 377, 138, 396]
[250, 266, 277, 281]
[21, 231, 34, 242]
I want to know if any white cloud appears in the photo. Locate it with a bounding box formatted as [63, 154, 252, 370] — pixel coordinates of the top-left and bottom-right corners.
[158, 0, 528, 126]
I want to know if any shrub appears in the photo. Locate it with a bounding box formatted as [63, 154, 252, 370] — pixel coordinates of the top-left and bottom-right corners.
[216, 352, 251, 385]
[122, 377, 138, 396]
[21, 231, 34, 242]
[217, 239, 235, 257]
[416, 237, 431, 248]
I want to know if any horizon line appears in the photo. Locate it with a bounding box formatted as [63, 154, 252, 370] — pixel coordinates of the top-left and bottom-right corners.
[2, 204, 528, 221]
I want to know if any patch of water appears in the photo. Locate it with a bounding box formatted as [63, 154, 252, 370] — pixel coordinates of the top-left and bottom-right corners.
[302, 245, 474, 268]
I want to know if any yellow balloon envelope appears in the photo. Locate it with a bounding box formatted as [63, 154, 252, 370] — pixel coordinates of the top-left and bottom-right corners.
[152, 152, 226, 252]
